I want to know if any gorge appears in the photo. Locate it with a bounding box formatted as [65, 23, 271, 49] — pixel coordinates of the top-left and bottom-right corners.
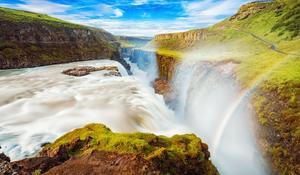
[0, 0, 299, 175]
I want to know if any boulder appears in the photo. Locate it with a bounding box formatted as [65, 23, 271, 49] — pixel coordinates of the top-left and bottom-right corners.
[62, 66, 121, 77]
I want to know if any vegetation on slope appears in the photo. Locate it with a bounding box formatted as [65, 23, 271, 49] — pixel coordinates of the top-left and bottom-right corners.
[41, 123, 218, 175]
[151, 0, 300, 174]
[0, 7, 86, 29]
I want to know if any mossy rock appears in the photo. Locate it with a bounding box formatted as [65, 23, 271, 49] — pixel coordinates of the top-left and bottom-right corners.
[40, 123, 218, 175]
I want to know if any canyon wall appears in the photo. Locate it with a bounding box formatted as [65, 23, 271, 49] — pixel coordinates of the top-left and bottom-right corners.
[156, 54, 178, 81]
[152, 29, 209, 50]
[0, 7, 130, 70]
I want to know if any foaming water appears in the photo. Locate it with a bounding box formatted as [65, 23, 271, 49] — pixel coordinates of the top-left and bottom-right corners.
[172, 59, 269, 175]
[0, 60, 186, 160]
[125, 49, 158, 84]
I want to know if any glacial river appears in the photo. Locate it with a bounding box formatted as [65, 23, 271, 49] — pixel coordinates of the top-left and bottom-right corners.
[0, 58, 269, 175]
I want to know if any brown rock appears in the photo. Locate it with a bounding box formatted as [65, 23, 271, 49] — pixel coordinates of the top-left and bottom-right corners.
[44, 151, 160, 175]
[153, 78, 174, 102]
[13, 157, 62, 174]
[62, 66, 121, 77]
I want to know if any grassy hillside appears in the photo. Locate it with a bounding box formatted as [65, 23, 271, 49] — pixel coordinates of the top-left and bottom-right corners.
[151, 0, 300, 174]
[0, 7, 85, 29]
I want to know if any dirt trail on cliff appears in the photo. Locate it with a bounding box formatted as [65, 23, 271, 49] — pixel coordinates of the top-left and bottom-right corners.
[233, 27, 300, 57]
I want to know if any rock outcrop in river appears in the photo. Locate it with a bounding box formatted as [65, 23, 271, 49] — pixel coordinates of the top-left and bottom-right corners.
[0, 7, 130, 71]
[62, 66, 121, 77]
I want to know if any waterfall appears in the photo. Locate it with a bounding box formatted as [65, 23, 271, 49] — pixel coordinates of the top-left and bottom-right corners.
[121, 48, 158, 85]
[0, 60, 187, 160]
[172, 60, 270, 175]
[0, 47, 271, 174]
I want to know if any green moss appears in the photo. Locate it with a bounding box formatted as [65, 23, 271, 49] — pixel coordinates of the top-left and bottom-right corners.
[44, 123, 207, 161]
[33, 169, 41, 175]
[42, 123, 218, 174]
[156, 49, 183, 60]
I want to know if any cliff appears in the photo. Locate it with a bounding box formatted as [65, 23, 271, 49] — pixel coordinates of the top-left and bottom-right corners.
[151, 0, 300, 174]
[151, 29, 210, 51]
[0, 7, 129, 70]
[0, 123, 219, 175]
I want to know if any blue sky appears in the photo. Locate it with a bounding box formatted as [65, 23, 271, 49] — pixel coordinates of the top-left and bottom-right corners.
[0, 0, 253, 36]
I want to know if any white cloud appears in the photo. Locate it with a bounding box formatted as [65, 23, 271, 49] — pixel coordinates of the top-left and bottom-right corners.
[15, 0, 70, 14]
[52, 0, 253, 37]
[132, 0, 149, 6]
[0, 0, 254, 37]
[180, 0, 254, 29]
[98, 4, 124, 18]
[113, 9, 123, 17]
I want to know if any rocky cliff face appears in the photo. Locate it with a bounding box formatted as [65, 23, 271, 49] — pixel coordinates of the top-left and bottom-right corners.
[154, 29, 207, 41]
[156, 54, 178, 81]
[229, 1, 269, 21]
[153, 29, 209, 50]
[0, 7, 130, 70]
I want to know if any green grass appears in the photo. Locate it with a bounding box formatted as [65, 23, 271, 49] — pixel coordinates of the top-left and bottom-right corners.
[42, 123, 218, 174]
[156, 49, 183, 60]
[44, 123, 206, 159]
[0, 7, 86, 29]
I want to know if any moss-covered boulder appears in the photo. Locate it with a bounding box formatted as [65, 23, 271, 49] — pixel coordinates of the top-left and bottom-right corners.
[40, 123, 218, 175]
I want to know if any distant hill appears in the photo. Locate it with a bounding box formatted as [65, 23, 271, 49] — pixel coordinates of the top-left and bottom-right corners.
[116, 36, 152, 48]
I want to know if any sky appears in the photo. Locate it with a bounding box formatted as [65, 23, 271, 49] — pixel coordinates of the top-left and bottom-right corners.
[0, 0, 254, 36]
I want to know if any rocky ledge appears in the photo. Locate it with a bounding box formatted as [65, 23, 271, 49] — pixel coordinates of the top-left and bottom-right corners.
[1, 124, 218, 175]
[62, 66, 121, 77]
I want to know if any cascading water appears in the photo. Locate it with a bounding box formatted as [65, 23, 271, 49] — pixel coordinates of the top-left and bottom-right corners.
[0, 48, 271, 174]
[0, 60, 186, 161]
[172, 59, 269, 175]
[122, 48, 158, 85]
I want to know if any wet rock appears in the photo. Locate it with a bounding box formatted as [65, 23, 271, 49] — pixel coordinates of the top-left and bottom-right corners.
[104, 71, 121, 77]
[0, 152, 10, 162]
[153, 78, 174, 102]
[0, 152, 24, 175]
[62, 66, 121, 77]
[14, 157, 62, 174]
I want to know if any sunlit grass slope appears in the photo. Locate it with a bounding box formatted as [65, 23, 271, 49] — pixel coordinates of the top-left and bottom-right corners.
[0, 7, 86, 29]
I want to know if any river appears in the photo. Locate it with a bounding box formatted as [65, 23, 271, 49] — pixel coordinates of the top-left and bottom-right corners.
[0, 54, 269, 174]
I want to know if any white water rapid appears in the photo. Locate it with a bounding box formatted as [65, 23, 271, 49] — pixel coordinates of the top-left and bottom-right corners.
[0, 60, 186, 160]
[172, 59, 269, 175]
[0, 53, 269, 175]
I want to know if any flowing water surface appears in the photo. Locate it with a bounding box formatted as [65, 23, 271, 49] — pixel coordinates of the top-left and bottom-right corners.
[0, 56, 269, 174]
